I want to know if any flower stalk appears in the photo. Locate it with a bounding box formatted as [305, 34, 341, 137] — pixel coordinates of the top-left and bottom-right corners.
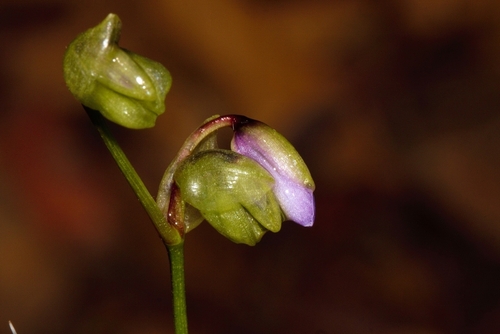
[168, 243, 188, 334]
[84, 107, 182, 245]
[84, 107, 187, 333]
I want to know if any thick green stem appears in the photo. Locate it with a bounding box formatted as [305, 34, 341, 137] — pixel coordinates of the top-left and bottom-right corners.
[84, 107, 187, 333]
[168, 242, 188, 334]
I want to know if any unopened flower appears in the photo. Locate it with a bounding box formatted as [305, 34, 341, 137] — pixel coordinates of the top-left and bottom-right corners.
[63, 13, 171, 129]
[174, 149, 282, 245]
[157, 115, 315, 245]
[231, 118, 315, 227]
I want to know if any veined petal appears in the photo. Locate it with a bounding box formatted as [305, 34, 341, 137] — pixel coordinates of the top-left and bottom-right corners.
[231, 119, 315, 226]
[272, 174, 315, 226]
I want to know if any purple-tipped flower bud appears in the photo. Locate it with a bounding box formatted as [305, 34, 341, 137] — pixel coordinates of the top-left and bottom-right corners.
[231, 118, 315, 227]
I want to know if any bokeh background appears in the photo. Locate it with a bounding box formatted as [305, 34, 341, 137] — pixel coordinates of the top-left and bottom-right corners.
[1, 0, 500, 333]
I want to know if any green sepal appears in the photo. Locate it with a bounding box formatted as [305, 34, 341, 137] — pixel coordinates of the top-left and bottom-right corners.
[174, 149, 283, 245]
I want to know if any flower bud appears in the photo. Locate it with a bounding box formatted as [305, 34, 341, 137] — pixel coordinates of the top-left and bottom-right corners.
[63, 13, 172, 129]
[174, 149, 283, 245]
[231, 118, 315, 227]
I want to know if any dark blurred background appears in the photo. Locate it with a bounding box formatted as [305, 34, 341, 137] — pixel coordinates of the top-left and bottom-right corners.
[1, 0, 500, 333]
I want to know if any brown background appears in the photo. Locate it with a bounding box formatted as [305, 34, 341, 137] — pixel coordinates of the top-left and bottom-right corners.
[1, 0, 500, 333]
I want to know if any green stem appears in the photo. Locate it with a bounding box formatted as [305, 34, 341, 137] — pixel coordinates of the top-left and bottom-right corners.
[84, 107, 187, 333]
[85, 107, 181, 245]
[168, 242, 188, 334]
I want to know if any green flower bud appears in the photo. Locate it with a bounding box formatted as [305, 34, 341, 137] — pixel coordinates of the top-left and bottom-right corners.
[174, 149, 283, 246]
[63, 13, 172, 129]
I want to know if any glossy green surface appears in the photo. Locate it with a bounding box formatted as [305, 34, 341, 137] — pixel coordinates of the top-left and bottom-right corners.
[175, 149, 283, 245]
[63, 14, 172, 129]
